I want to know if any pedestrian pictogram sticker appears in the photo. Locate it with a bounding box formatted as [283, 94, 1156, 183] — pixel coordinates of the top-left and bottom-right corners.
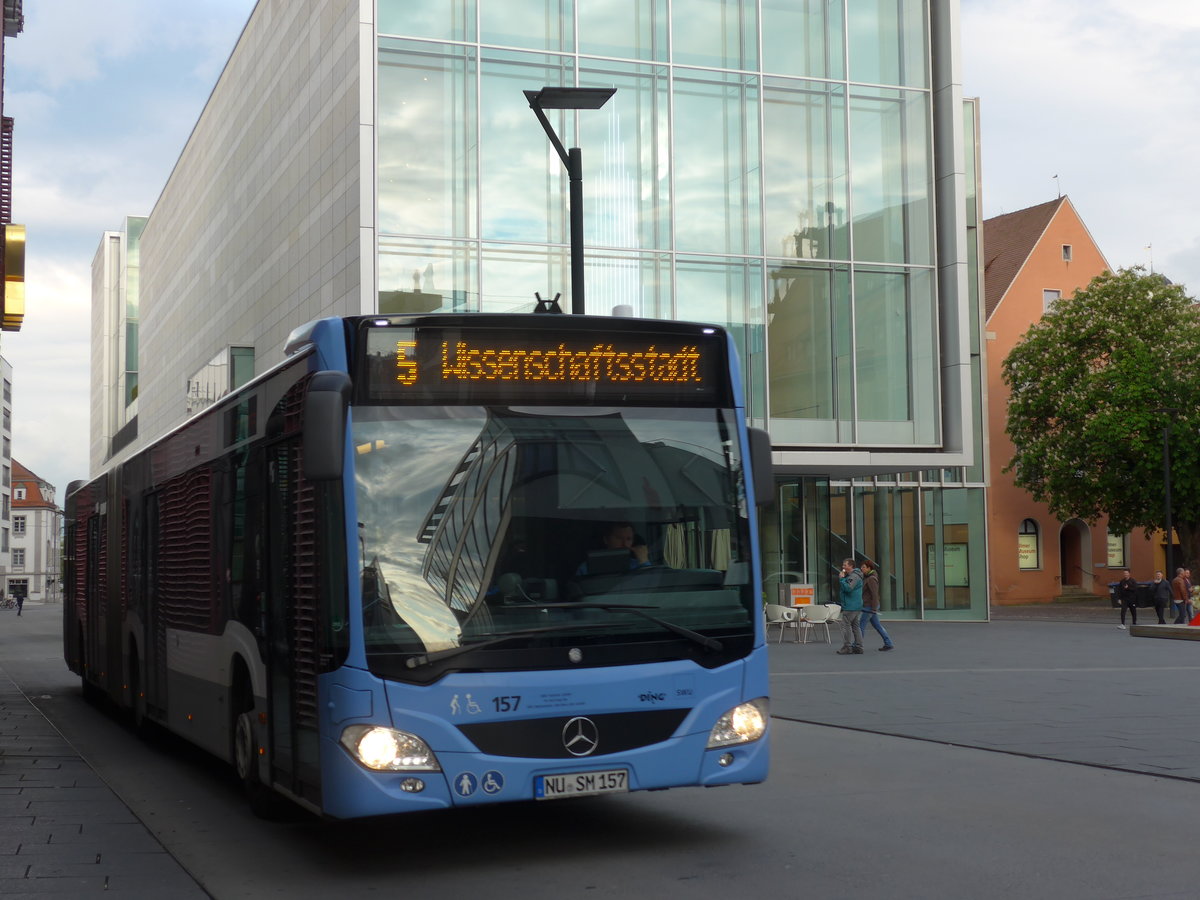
[454, 772, 478, 797]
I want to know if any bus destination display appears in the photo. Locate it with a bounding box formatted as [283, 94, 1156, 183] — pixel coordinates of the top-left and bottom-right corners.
[361, 325, 728, 405]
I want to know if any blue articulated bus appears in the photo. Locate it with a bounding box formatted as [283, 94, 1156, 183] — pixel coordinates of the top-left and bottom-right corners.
[63, 313, 773, 819]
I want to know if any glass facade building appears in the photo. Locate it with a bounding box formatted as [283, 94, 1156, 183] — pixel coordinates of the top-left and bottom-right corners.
[372, 0, 987, 618]
[90, 215, 145, 474]
[96, 0, 987, 619]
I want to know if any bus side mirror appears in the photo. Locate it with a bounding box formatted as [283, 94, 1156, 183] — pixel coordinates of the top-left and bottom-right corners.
[748, 427, 774, 507]
[304, 371, 352, 481]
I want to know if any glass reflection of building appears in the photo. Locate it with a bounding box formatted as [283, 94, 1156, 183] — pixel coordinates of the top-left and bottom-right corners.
[373, 0, 986, 619]
[91, 215, 147, 471]
[103, 0, 986, 621]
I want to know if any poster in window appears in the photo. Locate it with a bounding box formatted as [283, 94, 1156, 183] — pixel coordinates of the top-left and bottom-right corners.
[1017, 534, 1039, 570]
[1106, 533, 1126, 569]
[927, 542, 969, 587]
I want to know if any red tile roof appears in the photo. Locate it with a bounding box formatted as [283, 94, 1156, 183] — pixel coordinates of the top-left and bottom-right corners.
[982, 197, 1065, 321]
[12, 458, 55, 508]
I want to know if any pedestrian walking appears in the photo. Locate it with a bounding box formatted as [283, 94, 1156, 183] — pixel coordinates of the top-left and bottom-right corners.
[1172, 568, 1189, 624]
[1115, 569, 1139, 630]
[1187, 568, 1196, 624]
[1150, 570, 1171, 624]
[15, 592, 22, 616]
[859, 560, 894, 650]
[836, 558, 864, 655]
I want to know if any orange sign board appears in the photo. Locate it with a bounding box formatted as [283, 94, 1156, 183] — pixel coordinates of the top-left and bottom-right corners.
[786, 584, 816, 607]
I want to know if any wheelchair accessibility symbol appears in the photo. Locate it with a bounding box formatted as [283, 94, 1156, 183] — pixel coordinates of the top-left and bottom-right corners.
[481, 770, 504, 795]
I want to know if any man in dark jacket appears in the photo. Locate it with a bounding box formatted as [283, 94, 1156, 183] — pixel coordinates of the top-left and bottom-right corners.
[859, 560, 894, 650]
[1150, 570, 1171, 625]
[1115, 569, 1139, 630]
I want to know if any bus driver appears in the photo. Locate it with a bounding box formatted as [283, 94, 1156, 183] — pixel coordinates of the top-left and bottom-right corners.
[576, 522, 652, 575]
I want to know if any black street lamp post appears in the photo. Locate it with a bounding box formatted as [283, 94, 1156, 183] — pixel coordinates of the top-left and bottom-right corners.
[1156, 407, 1178, 580]
[524, 86, 616, 315]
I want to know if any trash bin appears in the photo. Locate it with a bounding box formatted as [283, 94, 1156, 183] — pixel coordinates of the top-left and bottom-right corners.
[1135, 583, 1154, 608]
[1115, 582, 1155, 608]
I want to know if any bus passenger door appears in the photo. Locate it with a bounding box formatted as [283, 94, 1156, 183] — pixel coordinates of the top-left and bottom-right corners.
[264, 438, 323, 809]
[83, 512, 105, 689]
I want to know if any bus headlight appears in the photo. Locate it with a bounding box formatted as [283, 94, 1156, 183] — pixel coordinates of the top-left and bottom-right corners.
[706, 698, 768, 748]
[340, 725, 442, 772]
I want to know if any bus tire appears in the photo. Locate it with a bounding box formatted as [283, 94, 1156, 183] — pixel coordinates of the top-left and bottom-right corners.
[79, 627, 103, 703]
[232, 686, 285, 819]
[80, 674, 103, 704]
[128, 652, 149, 735]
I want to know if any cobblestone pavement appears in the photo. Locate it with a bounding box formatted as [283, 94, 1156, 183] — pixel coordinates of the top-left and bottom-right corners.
[990, 599, 1118, 623]
[0, 603, 208, 898]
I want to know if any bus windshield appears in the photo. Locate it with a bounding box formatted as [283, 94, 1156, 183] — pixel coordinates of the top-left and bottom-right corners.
[352, 404, 755, 680]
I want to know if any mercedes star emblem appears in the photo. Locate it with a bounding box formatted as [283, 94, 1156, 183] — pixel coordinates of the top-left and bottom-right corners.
[562, 716, 600, 756]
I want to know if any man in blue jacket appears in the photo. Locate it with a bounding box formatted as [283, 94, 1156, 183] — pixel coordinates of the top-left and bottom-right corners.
[836, 558, 864, 655]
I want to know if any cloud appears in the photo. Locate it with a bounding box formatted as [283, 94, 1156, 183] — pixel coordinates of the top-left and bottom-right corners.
[962, 0, 1200, 285]
[6, 1, 250, 92]
[5, 2, 147, 91]
[1117, 0, 1200, 29]
[0, 2, 257, 500]
[4, 258, 92, 499]
[6, 5, 256, 254]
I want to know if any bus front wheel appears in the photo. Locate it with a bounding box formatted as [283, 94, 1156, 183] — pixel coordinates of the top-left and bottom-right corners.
[128, 654, 149, 735]
[233, 699, 285, 818]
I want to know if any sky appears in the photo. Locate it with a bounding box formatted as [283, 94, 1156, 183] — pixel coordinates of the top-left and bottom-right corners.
[4, 0, 1200, 500]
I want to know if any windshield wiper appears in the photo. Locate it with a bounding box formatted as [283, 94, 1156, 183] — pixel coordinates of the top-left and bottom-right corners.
[405, 622, 615, 669]
[405, 604, 723, 669]
[578, 603, 724, 652]
[486, 602, 721, 652]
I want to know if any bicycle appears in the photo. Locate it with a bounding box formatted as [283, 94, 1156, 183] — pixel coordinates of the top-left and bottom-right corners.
[0, 596, 14, 610]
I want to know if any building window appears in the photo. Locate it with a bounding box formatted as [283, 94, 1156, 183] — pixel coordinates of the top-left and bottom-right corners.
[1018, 518, 1040, 570]
[12, 515, 23, 535]
[12, 548, 23, 567]
[12, 487, 22, 499]
[1043, 289, 1061, 312]
[1062, 244, 1072, 262]
[186, 346, 256, 416]
[1107, 531, 1127, 568]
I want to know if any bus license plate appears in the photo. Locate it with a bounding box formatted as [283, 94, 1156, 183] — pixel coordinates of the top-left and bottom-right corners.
[535, 768, 629, 800]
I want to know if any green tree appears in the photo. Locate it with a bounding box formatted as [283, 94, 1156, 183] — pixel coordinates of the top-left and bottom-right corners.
[1002, 267, 1200, 570]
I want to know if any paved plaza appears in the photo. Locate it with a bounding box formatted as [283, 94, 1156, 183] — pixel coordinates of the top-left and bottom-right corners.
[2, 597, 1199, 895]
[0, 604, 207, 898]
[769, 603, 1200, 780]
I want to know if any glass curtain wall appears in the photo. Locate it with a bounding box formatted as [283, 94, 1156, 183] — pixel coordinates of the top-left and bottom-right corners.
[770, 476, 986, 619]
[120, 216, 146, 415]
[376, 0, 935, 433]
[373, 2, 987, 618]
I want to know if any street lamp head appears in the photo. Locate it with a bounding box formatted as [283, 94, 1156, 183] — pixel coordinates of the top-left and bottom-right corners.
[525, 86, 616, 110]
[524, 85, 617, 316]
